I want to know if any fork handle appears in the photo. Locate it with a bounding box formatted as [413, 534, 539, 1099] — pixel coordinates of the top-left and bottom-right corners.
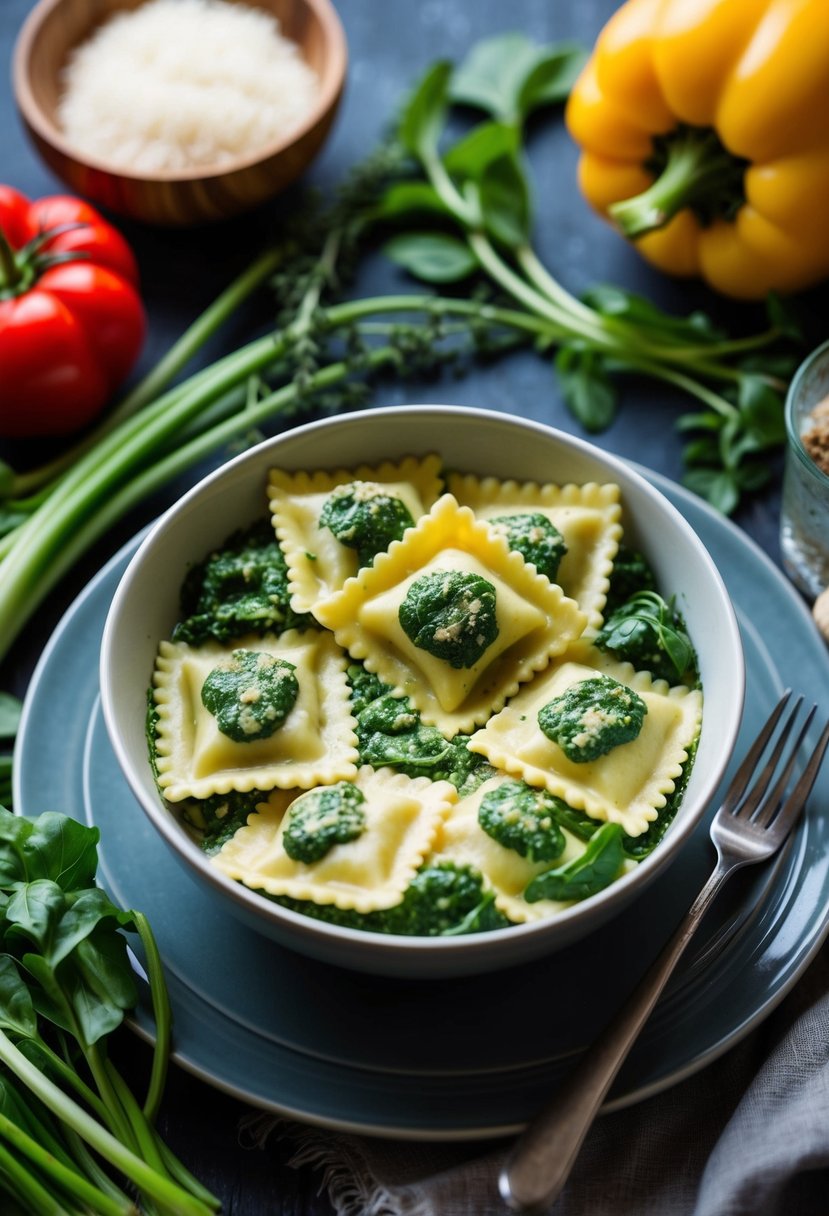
[499, 857, 734, 1215]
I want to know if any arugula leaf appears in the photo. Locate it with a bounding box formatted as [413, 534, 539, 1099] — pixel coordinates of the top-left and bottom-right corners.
[385, 231, 479, 283]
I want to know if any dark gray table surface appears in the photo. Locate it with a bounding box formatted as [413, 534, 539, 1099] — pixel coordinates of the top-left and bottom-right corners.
[1, 1, 825, 1212]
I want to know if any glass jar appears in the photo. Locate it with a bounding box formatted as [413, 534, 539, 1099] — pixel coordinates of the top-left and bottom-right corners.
[781, 338, 829, 599]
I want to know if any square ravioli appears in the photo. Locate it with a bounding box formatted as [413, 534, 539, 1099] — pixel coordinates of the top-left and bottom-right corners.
[269, 454, 443, 613]
[469, 648, 702, 836]
[447, 473, 622, 628]
[152, 629, 358, 801]
[314, 494, 587, 736]
[211, 767, 457, 911]
[436, 776, 599, 923]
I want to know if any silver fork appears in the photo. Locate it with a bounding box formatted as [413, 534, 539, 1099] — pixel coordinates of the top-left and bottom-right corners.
[499, 689, 829, 1216]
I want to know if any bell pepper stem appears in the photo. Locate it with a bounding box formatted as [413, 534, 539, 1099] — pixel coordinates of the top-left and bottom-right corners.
[609, 126, 747, 238]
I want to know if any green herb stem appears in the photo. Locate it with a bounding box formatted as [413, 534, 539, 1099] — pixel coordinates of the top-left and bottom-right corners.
[0, 1110, 134, 1216]
[0, 1030, 214, 1216]
[131, 913, 171, 1123]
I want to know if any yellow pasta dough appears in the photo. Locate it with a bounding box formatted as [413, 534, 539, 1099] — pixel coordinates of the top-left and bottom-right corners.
[468, 647, 702, 837]
[153, 629, 358, 800]
[436, 776, 591, 922]
[447, 474, 622, 628]
[211, 767, 456, 911]
[314, 494, 587, 735]
[269, 454, 443, 613]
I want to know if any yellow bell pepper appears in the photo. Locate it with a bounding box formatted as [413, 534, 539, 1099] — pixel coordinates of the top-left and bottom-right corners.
[566, 0, 829, 299]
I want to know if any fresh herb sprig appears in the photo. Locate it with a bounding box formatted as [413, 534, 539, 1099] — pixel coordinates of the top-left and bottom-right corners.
[378, 34, 796, 515]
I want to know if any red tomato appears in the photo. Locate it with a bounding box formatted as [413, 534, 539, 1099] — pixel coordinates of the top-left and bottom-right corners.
[0, 189, 145, 437]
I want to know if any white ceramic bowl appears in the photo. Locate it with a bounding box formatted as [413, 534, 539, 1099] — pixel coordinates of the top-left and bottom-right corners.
[100, 406, 745, 977]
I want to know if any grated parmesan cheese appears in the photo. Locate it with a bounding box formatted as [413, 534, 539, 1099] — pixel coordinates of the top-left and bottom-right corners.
[57, 0, 321, 174]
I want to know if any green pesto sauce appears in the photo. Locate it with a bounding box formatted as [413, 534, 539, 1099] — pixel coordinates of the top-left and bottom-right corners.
[319, 481, 415, 566]
[488, 512, 567, 582]
[282, 783, 367, 864]
[201, 650, 299, 743]
[538, 674, 647, 763]
[398, 569, 498, 669]
[478, 779, 567, 863]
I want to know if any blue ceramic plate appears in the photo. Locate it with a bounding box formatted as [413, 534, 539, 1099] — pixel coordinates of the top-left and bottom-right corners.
[14, 472, 829, 1140]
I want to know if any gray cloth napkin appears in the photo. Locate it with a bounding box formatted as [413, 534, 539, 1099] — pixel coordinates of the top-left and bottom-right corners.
[247, 943, 829, 1215]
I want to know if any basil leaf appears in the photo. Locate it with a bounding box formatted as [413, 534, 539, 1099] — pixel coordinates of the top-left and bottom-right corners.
[385, 232, 479, 283]
[450, 34, 584, 125]
[682, 467, 740, 515]
[583, 284, 723, 345]
[516, 43, 588, 117]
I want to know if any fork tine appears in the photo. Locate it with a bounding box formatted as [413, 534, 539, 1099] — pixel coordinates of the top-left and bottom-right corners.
[763, 718, 829, 839]
[722, 689, 793, 814]
[750, 702, 816, 826]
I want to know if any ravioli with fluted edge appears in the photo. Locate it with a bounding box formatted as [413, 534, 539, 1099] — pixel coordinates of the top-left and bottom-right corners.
[152, 630, 358, 801]
[447, 474, 622, 629]
[147, 452, 703, 938]
[468, 644, 702, 837]
[314, 494, 587, 735]
[269, 454, 443, 613]
[211, 767, 456, 911]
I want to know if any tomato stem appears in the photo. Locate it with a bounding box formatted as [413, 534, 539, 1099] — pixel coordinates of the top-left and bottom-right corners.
[0, 227, 20, 293]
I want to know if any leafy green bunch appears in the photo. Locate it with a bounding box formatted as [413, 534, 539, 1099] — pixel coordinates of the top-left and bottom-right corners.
[0, 807, 218, 1215]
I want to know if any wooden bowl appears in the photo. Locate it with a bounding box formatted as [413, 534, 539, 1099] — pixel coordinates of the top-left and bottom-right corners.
[13, 0, 347, 226]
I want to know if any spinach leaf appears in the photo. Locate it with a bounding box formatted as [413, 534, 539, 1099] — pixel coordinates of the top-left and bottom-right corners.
[555, 344, 617, 432]
[399, 60, 451, 160]
[450, 33, 586, 126]
[524, 822, 624, 902]
[0, 693, 21, 739]
[385, 232, 479, 283]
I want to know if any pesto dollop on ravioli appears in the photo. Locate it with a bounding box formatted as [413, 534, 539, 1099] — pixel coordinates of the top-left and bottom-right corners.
[201, 649, 299, 742]
[488, 512, 567, 582]
[398, 569, 499, 668]
[319, 480, 415, 566]
[282, 783, 367, 863]
[537, 674, 647, 763]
